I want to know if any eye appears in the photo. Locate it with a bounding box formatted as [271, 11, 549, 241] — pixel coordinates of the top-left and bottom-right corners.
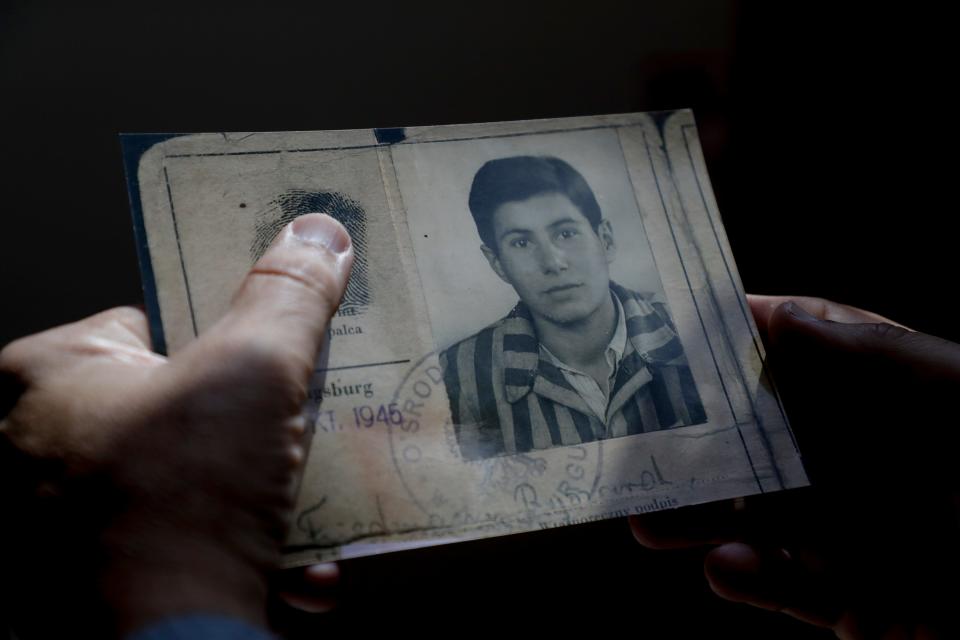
[558, 228, 579, 240]
[509, 237, 529, 249]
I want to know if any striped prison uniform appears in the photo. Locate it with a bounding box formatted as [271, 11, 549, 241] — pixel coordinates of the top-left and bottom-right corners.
[439, 283, 706, 461]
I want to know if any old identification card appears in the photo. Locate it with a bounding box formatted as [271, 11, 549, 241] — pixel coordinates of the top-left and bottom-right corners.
[122, 110, 807, 566]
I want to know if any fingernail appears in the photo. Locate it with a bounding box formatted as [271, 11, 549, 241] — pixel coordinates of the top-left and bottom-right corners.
[305, 562, 340, 581]
[783, 301, 818, 322]
[287, 415, 307, 436]
[288, 444, 305, 466]
[292, 214, 351, 254]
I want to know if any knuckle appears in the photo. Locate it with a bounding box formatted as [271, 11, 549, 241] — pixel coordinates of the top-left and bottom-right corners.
[862, 322, 911, 343]
[243, 268, 339, 324]
[807, 297, 835, 319]
[82, 306, 151, 343]
[628, 516, 676, 550]
[101, 306, 148, 330]
[0, 336, 36, 374]
[251, 247, 344, 304]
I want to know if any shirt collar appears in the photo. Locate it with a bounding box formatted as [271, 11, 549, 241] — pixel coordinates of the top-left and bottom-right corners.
[501, 283, 683, 404]
[539, 292, 627, 375]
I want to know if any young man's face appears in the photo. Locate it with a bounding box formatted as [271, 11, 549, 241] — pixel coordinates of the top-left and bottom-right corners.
[482, 192, 615, 325]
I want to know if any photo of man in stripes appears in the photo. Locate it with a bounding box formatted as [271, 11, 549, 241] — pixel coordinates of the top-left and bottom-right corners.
[439, 155, 707, 461]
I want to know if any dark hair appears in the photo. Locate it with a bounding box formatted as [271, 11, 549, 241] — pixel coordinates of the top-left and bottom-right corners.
[467, 156, 602, 250]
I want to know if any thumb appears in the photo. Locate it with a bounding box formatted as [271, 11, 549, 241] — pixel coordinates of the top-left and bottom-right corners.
[193, 214, 354, 383]
[768, 301, 960, 384]
[765, 300, 960, 486]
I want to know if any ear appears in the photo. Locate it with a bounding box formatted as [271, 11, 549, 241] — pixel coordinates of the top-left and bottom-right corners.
[480, 244, 512, 285]
[597, 219, 616, 264]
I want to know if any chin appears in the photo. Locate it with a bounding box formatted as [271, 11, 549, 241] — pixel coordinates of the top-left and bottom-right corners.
[541, 305, 594, 326]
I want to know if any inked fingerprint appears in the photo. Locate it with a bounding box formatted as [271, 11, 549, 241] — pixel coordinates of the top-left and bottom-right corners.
[251, 190, 370, 314]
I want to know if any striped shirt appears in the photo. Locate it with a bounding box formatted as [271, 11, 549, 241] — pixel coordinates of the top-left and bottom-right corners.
[439, 283, 707, 461]
[540, 293, 628, 422]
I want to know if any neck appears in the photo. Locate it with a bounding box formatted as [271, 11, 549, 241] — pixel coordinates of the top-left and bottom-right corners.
[533, 291, 617, 370]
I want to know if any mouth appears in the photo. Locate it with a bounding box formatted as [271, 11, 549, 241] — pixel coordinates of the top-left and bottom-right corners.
[544, 283, 582, 294]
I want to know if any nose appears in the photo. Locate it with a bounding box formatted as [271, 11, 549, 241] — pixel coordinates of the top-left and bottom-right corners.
[538, 241, 568, 274]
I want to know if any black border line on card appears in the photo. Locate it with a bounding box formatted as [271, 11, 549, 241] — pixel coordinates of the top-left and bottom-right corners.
[634, 128, 763, 492]
[121, 133, 188, 356]
[679, 124, 798, 456]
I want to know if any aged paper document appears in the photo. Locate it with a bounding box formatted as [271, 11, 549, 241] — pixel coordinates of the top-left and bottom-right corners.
[123, 111, 807, 565]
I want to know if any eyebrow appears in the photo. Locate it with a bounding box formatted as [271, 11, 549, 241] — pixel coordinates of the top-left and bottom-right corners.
[497, 217, 582, 242]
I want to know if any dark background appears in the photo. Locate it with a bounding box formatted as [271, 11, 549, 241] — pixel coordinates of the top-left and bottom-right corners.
[0, 2, 952, 637]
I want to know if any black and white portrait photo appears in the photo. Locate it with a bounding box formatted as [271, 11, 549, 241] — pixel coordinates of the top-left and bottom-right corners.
[394, 130, 707, 461]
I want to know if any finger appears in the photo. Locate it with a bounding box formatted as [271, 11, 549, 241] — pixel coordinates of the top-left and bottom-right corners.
[194, 214, 354, 382]
[747, 295, 909, 341]
[629, 499, 747, 550]
[769, 302, 960, 384]
[278, 592, 339, 615]
[629, 488, 821, 551]
[276, 562, 340, 613]
[81, 306, 154, 350]
[0, 369, 24, 420]
[303, 562, 340, 587]
[705, 543, 844, 630]
[0, 307, 157, 383]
